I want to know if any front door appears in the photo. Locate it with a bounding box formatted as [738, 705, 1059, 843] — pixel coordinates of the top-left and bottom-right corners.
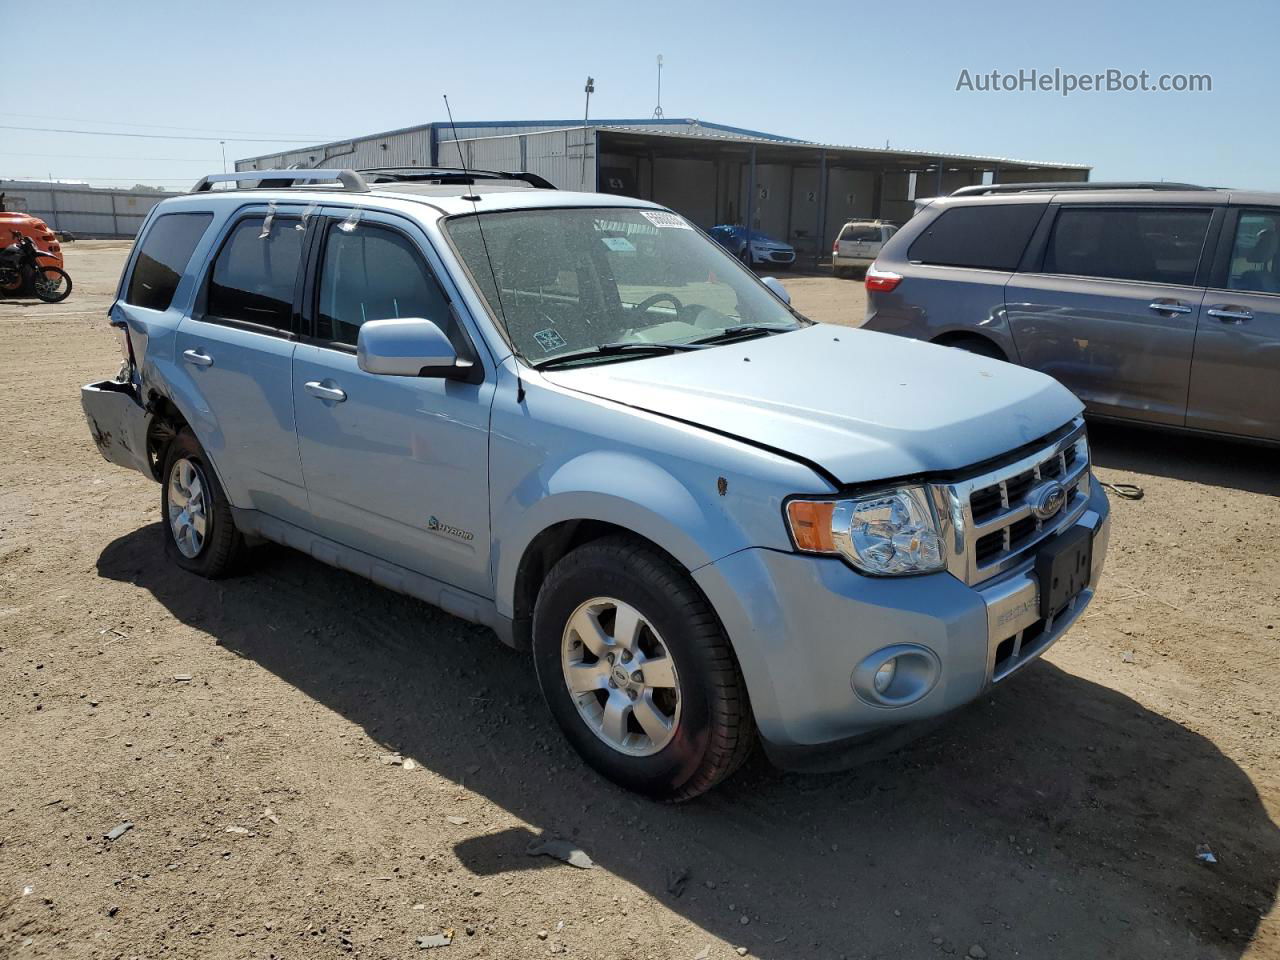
[291, 210, 494, 597]
[1187, 207, 1280, 441]
[173, 207, 310, 525]
[1005, 204, 1215, 426]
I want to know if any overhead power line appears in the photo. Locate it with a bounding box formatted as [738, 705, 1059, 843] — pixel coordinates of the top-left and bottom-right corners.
[0, 124, 328, 144]
[0, 110, 339, 139]
[0, 151, 215, 162]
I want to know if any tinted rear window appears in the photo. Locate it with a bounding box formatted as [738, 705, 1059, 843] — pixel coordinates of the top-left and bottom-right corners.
[125, 212, 212, 311]
[908, 204, 1043, 270]
[841, 224, 881, 241]
[1044, 206, 1212, 286]
[206, 215, 304, 330]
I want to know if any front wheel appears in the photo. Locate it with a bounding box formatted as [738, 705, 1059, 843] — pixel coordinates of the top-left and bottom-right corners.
[532, 535, 755, 801]
[32, 267, 72, 302]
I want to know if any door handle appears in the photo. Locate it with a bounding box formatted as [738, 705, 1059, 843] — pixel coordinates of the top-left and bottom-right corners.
[1206, 306, 1253, 323]
[1147, 301, 1193, 315]
[182, 348, 213, 367]
[304, 380, 347, 402]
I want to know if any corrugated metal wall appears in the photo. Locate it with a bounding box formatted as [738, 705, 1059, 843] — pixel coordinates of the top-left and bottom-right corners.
[442, 127, 594, 192]
[0, 180, 177, 238]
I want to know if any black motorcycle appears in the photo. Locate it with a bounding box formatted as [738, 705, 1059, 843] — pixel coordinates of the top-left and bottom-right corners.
[0, 234, 73, 302]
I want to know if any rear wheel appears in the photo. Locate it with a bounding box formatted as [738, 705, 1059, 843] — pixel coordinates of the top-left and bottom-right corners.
[532, 535, 754, 801]
[32, 267, 71, 302]
[161, 429, 245, 578]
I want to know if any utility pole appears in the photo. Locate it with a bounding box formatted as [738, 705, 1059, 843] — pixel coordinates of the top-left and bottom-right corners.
[581, 76, 594, 184]
[652, 55, 664, 119]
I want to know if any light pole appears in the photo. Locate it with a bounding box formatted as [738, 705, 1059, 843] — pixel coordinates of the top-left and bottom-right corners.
[220, 140, 227, 174]
[652, 55, 664, 119]
[581, 76, 595, 184]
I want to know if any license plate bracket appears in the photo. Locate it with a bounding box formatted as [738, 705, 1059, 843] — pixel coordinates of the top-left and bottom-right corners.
[1035, 524, 1092, 618]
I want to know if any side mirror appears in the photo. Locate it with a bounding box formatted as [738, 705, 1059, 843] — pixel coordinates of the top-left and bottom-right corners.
[761, 276, 791, 305]
[357, 317, 465, 378]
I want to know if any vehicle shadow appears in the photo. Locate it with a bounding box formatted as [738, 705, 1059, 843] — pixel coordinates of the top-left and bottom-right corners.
[1088, 420, 1279, 497]
[97, 525, 1279, 959]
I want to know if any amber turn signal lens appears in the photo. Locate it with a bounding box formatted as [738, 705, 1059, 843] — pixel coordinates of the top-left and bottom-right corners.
[786, 500, 837, 553]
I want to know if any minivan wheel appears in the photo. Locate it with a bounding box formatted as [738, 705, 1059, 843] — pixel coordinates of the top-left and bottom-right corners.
[532, 535, 755, 801]
[938, 334, 1006, 361]
[161, 429, 245, 578]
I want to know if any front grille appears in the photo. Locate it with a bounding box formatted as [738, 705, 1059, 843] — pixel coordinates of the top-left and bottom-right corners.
[933, 419, 1091, 585]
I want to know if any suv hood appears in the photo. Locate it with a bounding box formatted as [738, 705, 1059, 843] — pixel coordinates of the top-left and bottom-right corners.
[541, 324, 1083, 485]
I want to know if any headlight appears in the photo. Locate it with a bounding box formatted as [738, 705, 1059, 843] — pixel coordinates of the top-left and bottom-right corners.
[785, 486, 945, 576]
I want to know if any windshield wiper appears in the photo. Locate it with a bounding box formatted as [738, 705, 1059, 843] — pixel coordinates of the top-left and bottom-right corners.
[686, 323, 798, 346]
[533, 340, 702, 370]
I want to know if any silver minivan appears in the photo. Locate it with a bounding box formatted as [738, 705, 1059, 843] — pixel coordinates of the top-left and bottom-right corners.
[863, 183, 1280, 444]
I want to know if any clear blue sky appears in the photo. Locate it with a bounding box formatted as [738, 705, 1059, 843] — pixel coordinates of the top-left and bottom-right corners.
[1, 0, 1272, 189]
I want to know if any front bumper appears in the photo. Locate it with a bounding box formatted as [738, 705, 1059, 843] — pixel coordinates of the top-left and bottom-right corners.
[81, 379, 154, 478]
[753, 248, 796, 265]
[694, 483, 1110, 764]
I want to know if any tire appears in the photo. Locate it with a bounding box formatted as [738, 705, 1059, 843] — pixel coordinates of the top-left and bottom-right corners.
[32, 267, 71, 303]
[738, 247, 753, 268]
[532, 535, 755, 801]
[160, 429, 245, 578]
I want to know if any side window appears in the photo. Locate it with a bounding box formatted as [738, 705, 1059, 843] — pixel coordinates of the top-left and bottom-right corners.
[907, 204, 1043, 270]
[315, 221, 451, 347]
[125, 212, 213, 311]
[1226, 210, 1280, 294]
[1044, 206, 1212, 286]
[207, 215, 304, 330]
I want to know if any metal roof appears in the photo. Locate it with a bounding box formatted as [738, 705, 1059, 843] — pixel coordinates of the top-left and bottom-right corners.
[238, 117, 1087, 171]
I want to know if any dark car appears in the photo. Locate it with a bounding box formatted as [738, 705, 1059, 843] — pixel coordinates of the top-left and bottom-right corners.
[707, 225, 796, 269]
[862, 182, 1280, 444]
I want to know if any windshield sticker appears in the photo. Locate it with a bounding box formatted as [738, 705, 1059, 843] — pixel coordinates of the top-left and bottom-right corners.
[640, 211, 692, 230]
[601, 236, 636, 253]
[533, 328, 568, 352]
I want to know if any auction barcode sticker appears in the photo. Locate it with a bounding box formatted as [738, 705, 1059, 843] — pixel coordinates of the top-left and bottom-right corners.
[640, 211, 692, 230]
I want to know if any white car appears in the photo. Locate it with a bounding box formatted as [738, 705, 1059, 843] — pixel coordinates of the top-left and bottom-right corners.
[833, 220, 898, 277]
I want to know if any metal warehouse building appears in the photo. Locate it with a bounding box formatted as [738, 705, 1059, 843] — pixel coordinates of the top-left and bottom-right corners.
[0, 179, 178, 239]
[237, 118, 1089, 264]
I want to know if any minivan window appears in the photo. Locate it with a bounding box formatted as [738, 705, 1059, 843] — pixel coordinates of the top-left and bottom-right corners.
[907, 204, 1043, 271]
[841, 224, 881, 242]
[1226, 210, 1280, 294]
[1044, 206, 1212, 286]
[125, 212, 212, 311]
[206, 215, 304, 330]
[315, 221, 452, 347]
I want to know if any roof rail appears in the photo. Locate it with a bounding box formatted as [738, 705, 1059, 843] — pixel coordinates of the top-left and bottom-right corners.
[358, 166, 557, 190]
[950, 180, 1212, 198]
[190, 169, 370, 194]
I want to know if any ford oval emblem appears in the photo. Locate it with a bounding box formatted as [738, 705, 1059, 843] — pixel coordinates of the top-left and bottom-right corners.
[1030, 480, 1067, 521]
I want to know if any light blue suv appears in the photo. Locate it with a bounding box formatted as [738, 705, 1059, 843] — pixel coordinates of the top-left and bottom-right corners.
[81, 167, 1110, 800]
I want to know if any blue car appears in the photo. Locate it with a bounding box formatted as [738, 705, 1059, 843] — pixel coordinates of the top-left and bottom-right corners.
[81, 167, 1109, 799]
[707, 225, 797, 269]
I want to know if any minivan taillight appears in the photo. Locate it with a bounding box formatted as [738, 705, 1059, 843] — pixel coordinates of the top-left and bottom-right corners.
[832, 239, 839, 254]
[864, 265, 903, 293]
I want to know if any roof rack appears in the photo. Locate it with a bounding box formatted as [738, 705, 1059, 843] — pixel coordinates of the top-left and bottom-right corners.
[358, 166, 557, 190]
[191, 169, 370, 194]
[951, 180, 1213, 197]
[950, 181, 1212, 198]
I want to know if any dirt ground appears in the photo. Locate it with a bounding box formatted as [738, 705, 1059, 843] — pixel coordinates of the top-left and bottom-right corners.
[2, 241, 1277, 960]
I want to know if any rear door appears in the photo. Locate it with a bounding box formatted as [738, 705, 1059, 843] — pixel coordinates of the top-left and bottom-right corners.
[1004, 203, 1218, 425]
[291, 208, 494, 597]
[174, 206, 310, 525]
[1187, 206, 1280, 440]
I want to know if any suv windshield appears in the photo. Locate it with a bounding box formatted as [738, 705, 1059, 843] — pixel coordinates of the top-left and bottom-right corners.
[447, 207, 802, 365]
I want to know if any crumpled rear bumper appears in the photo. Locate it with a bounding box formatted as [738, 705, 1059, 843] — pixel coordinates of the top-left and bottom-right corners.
[81, 379, 153, 478]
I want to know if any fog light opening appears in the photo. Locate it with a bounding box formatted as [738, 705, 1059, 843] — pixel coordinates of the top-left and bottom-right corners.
[852, 644, 940, 707]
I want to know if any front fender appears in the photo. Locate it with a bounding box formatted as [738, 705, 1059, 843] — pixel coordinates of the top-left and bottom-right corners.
[494, 451, 716, 619]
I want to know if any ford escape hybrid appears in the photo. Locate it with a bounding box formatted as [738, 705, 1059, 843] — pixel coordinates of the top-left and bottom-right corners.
[82, 167, 1111, 800]
[864, 181, 1280, 444]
